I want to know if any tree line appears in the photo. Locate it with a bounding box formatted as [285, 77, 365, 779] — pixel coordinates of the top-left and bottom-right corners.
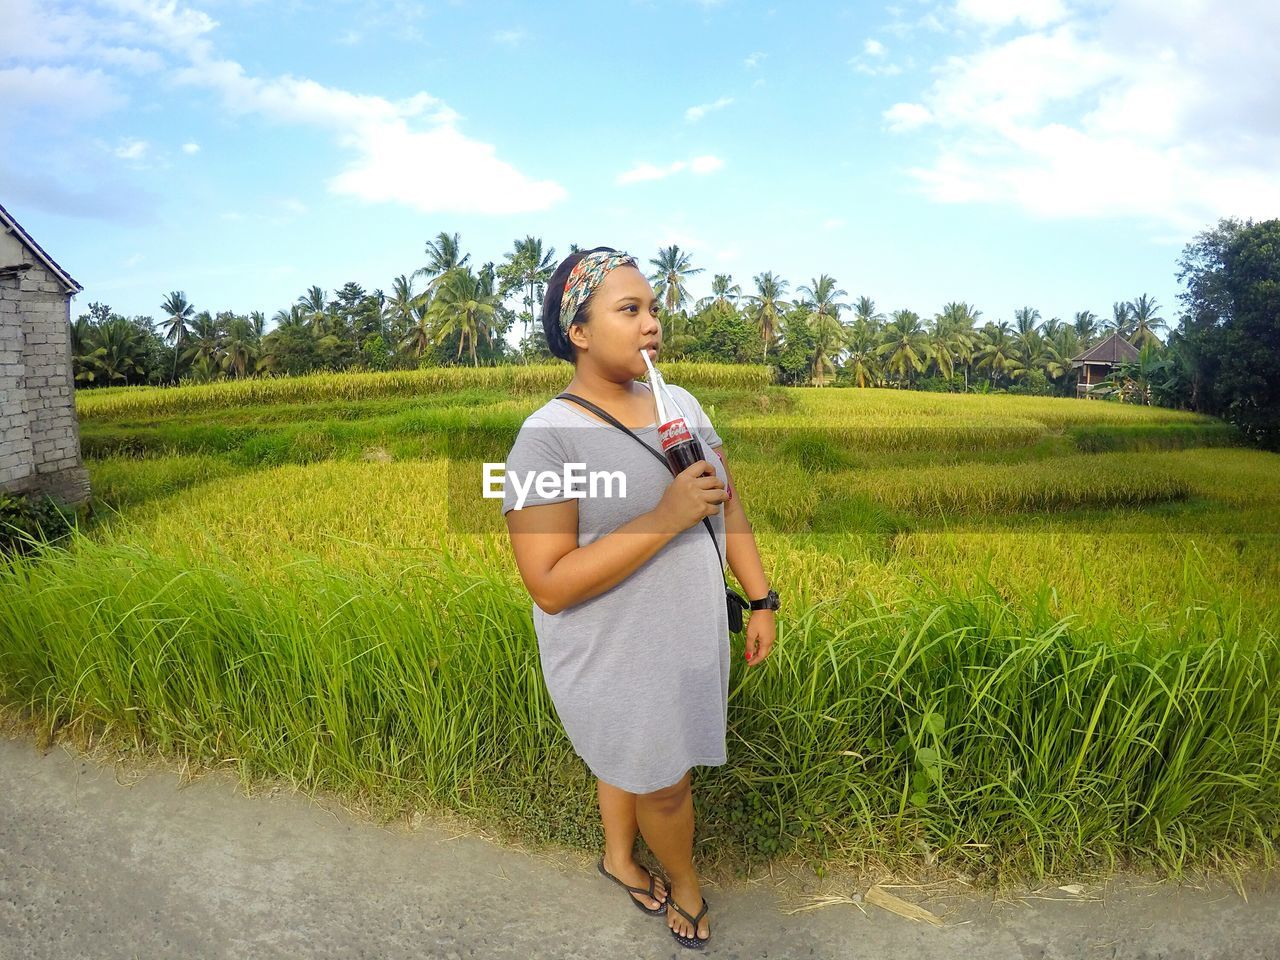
[69, 219, 1279, 447]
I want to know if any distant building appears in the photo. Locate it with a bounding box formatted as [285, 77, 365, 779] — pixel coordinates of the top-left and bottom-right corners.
[0, 201, 91, 506]
[1070, 332, 1140, 399]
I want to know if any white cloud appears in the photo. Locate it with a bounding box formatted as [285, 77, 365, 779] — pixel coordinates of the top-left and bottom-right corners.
[654, 227, 705, 252]
[854, 60, 903, 77]
[113, 137, 149, 160]
[822, 217, 846, 230]
[618, 163, 674, 184]
[890, 0, 1280, 231]
[92, 45, 165, 72]
[883, 102, 934, 131]
[86, 0, 567, 215]
[744, 51, 767, 68]
[954, 0, 1068, 29]
[182, 141, 200, 154]
[493, 29, 525, 46]
[884, 7, 952, 39]
[0, 64, 125, 118]
[851, 39, 904, 77]
[0, 0, 164, 73]
[617, 155, 725, 185]
[685, 96, 733, 122]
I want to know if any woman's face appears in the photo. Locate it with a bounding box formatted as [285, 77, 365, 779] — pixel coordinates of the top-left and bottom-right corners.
[568, 264, 662, 380]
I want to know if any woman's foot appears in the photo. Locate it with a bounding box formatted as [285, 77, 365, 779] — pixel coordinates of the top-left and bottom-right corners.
[602, 853, 667, 910]
[666, 877, 710, 942]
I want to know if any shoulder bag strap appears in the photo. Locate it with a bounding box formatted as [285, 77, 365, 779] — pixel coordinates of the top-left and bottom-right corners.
[555, 391, 725, 575]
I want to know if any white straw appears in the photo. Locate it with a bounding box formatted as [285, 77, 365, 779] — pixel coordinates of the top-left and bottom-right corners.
[639, 346, 659, 381]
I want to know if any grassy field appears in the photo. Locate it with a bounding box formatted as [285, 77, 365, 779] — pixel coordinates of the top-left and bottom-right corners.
[2, 363, 1278, 890]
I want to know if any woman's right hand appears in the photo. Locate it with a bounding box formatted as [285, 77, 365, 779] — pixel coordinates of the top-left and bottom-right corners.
[654, 460, 729, 532]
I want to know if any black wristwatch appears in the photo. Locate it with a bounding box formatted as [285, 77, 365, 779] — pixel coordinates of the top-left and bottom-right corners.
[749, 588, 780, 612]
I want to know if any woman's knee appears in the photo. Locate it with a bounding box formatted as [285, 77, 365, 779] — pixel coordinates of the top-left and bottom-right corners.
[638, 769, 691, 807]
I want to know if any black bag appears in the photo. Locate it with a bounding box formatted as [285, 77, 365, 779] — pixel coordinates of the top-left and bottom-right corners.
[556, 391, 751, 634]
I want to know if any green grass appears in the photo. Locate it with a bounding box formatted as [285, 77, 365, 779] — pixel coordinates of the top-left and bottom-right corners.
[2, 374, 1278, 891]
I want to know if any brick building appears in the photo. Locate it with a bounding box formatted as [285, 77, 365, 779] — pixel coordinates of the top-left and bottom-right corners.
[0, 201, 91, 506]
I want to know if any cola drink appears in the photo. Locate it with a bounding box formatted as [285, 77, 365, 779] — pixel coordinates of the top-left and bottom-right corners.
[641, 350, 710, 478]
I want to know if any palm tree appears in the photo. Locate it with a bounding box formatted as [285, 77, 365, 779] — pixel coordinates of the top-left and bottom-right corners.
[937, 302, 982, 388]
[297, 286, 327, 334]
[876, 309, 932, 387]
[1073, 310, 1100, 344]
[386, 274, 426, 346]
[1042, 327, 1079, 390]
[83, 315, 149, 385]
[925, 315, 957, 380]
[796, 275, 849, 376]
[498, 236, 557, 352]
[356, 290, 387, 343]
[160, 291, 194, 383]
[1127, 293, 1167, 349]
[398, 290, 435, 360]
[808, 310, 847, 386]
[1012, 306, 1044, 370]
[657, 308, 698, 360]
[853, 296, 886, 328]
[843, 346, 881, 387]
[695, 274, 742, 313]
[1110, 300, 1132, 337]
[182, 310, 224, 372]
[221, 315, 257, 379]
[648, 245, 704, 315]
[428, 265, 500, 366]
[414, 231, 471, 294]
[271, 304, 309, 333]
[974, 321, 1025, 388]
[745, 271, 789, 362]
[797, 275, 849, 323]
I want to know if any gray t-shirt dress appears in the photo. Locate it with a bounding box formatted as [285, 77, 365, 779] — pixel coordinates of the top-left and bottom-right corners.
[501, 382, 731, 793]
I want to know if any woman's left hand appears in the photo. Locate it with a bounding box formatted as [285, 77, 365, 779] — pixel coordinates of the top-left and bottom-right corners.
[744, 610, 775, 666]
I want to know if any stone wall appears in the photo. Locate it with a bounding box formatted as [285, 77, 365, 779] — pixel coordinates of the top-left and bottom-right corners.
[0, 227, 90, 506]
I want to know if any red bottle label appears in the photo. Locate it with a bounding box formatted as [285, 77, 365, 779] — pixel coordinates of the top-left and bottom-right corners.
[658, 417, 692, 451]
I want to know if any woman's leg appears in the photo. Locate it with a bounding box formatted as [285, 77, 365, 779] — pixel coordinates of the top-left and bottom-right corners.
[634, 770, 709, 941]
[596, 777, 667, 909]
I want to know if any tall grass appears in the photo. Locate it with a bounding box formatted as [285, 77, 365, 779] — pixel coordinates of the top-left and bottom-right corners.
[2, 526, 1276, 887]
[76, 363, 775, 421]
[4, 379, 1277, 889]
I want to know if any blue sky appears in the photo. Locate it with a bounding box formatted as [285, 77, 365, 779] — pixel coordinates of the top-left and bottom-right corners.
[4, 0, 1278, 346]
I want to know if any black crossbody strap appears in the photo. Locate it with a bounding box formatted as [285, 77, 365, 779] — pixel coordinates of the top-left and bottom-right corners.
[555, 391, 724, 574]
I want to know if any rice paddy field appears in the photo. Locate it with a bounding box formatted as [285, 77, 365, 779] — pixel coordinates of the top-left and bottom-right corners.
[3, 362, 1278, 890]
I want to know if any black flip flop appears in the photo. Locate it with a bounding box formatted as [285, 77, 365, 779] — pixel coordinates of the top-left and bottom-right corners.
[596, 856, 669, 915]
[667, 894, 710, 949]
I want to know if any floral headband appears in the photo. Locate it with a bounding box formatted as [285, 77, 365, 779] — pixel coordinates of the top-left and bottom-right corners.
[559, 250, 638, 335]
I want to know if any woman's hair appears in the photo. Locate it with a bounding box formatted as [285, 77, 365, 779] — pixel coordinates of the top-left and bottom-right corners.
[540, 246, 622, 364]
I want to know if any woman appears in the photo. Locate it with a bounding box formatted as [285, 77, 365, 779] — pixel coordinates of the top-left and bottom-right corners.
[501, 247, 777, 949]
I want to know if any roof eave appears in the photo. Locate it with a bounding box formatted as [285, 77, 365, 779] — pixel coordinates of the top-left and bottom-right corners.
[0, 201, 83, 295]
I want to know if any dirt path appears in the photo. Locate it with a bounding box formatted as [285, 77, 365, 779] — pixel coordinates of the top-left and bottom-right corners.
[2, 731, 1278, 960]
